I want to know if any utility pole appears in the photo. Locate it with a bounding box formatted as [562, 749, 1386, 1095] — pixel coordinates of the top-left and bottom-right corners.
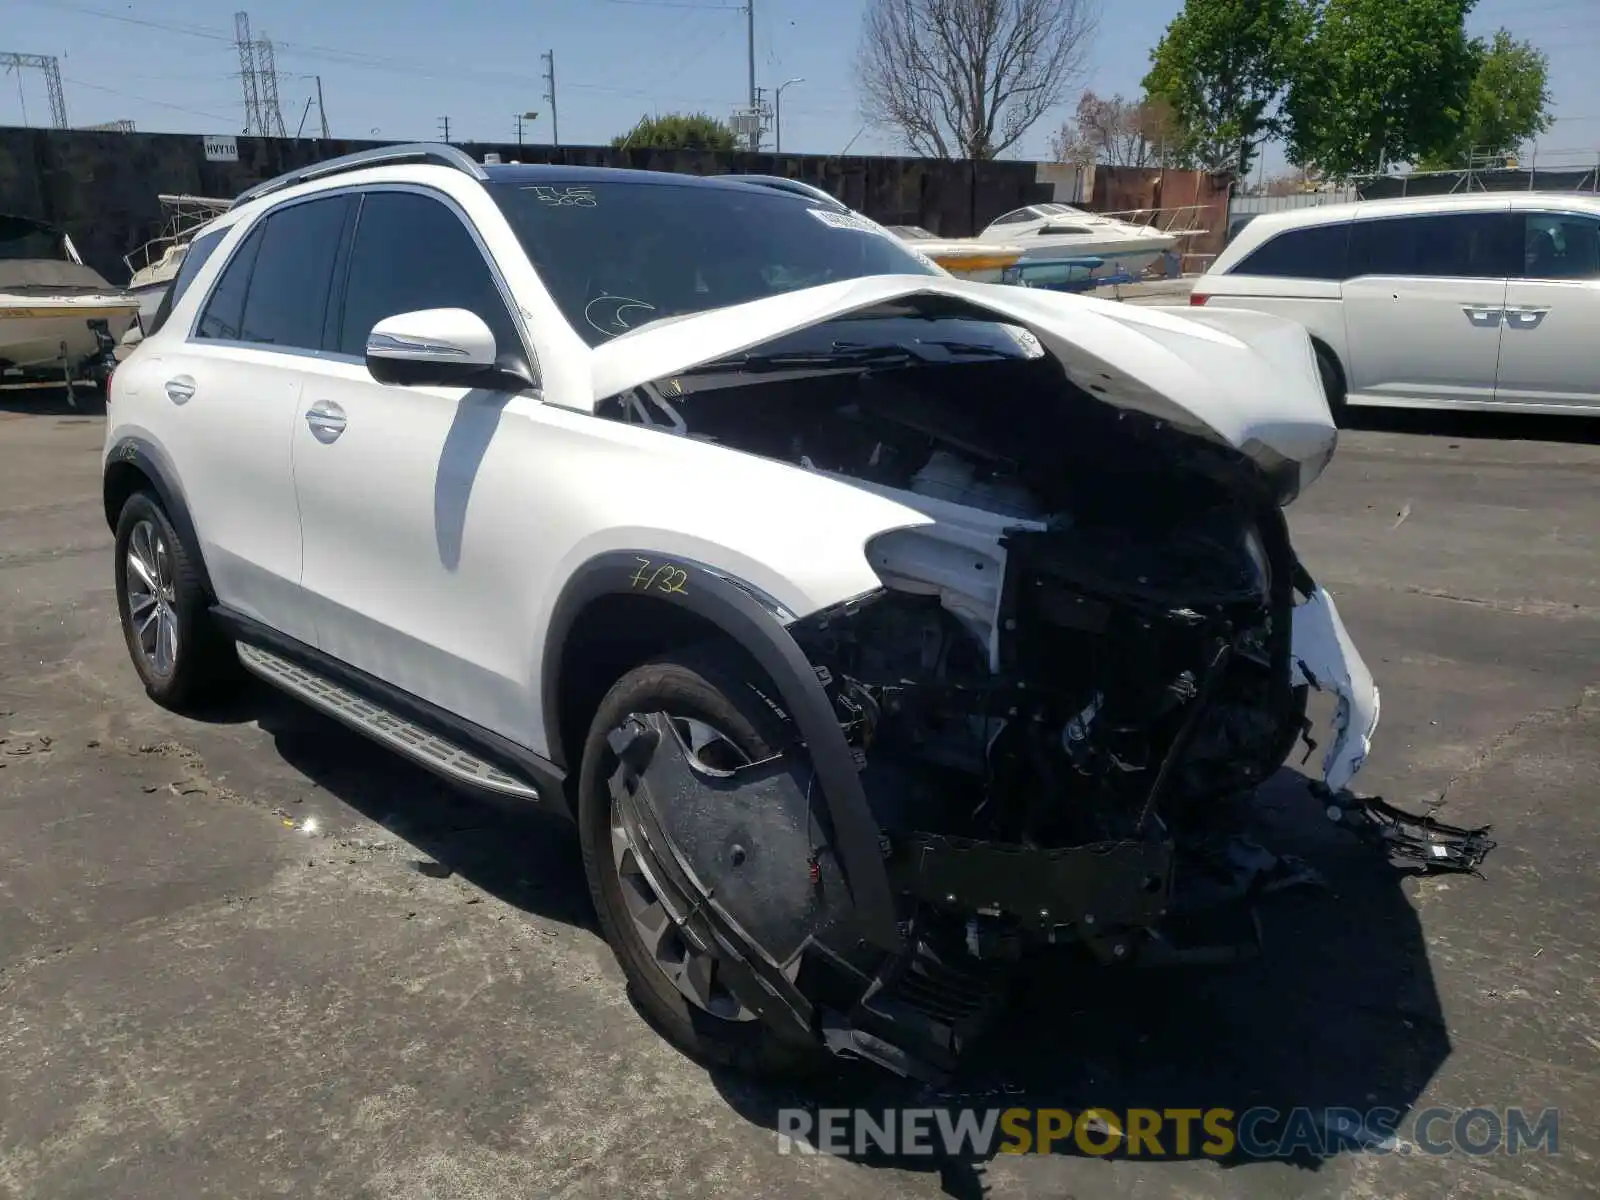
[439, 115, 450, 142]
[515, 111, 539, 144]
[542, 50, 559, 147]
[745, 0, 758, 151]
[315, 74, 329, 138]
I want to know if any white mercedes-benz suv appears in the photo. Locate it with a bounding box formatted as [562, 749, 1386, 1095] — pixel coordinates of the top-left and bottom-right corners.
[104, 143, 1434, 1082]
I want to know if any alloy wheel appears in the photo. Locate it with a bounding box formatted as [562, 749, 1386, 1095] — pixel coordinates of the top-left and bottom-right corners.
[126, 518, 179, 677]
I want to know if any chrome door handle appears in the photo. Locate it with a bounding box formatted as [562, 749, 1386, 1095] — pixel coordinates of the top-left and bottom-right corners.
[165, 376, 196, 404]
[1503, 306, 1550, 330]
[1462, 306, 1503, 329]
[304, 400, 347, 443]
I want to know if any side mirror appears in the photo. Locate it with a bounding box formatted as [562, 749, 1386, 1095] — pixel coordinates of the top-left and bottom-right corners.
[365, 308, 513, 388]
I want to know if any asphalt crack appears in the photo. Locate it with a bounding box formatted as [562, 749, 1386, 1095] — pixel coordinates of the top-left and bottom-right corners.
[1434, 685, 1600, 808]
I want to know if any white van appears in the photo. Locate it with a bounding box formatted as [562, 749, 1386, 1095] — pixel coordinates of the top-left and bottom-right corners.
[1193, 192, 1600, 418]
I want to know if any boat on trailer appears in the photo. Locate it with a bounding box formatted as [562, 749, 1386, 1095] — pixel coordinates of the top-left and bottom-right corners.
[125, 194, 232, 322]
[0, 213, 140, 396]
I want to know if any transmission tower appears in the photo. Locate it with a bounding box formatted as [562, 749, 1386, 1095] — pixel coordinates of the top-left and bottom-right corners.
[234, 12, 263, 134]
[542, 50, 559, 146]
[254, 36, 287, 138]
[0, 52, 69, 128]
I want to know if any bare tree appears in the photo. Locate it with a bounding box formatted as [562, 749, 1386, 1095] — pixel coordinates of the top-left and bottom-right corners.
[857, 0, 1099, 160]
[1050, 90, 1179, 167]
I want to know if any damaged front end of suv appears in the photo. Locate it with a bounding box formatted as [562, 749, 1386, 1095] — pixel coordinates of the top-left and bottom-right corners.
[586, 276, 1489, 1081]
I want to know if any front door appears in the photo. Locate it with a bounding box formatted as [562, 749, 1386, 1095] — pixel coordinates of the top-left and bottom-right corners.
[289, 187, 547, 741]
[1340, 206, 1516, 408]
[1493, 209, 1600, 413]
[152, 193, 353, 644]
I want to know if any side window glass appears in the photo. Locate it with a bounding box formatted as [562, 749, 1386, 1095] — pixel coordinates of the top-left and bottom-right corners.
[195, 225, 264, 341]
[236, 195, 352, 349]
[1233, 223, 1350, 280]
[337, 191, 521, 359]
[990, 209, 1032, 226]
[1522, 213, 1600, 280]
[148, 225, 225, 335]
[1350, 213, 1517, 279]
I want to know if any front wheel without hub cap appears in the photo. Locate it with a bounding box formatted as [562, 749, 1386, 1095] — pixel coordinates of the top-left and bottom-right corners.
[578, 648, 817, 1078]
[113, 490, 239, 710]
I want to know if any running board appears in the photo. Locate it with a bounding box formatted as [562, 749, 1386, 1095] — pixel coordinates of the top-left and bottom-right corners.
[236, 642, 544, 802]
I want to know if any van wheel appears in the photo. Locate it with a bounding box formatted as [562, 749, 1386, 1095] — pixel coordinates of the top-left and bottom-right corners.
[113, 490, 239, 711]
[1314, 344, 1349, 426]
[577, 646, 820, 1080]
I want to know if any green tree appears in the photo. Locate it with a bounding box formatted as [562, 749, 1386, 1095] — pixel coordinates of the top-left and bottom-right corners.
[1142, 0, 1310, 178]
[611, 113, 739, 152]
[1284, 0, 1481, 178]
[1419, 29, 1554, 169]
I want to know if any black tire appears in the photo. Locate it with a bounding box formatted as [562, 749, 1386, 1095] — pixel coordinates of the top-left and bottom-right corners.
[113, 489, 239, 711]
[577, 645, 820, 1079]
[1314, 344, 1349, 426]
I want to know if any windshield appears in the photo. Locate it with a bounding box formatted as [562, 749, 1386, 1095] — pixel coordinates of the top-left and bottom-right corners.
[489, 179, 941, 346]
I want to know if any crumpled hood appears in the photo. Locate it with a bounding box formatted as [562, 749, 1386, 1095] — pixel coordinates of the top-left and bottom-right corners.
[582, 273, 1338, 496]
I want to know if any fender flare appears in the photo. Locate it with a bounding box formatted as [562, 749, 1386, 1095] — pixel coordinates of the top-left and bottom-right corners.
[104, 435, 214, 596]
[542, 550, 904, 953]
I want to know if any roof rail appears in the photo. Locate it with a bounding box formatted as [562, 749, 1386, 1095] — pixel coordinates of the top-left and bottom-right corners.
[231, 142, 490, 209]
[731, 174, 847, 210]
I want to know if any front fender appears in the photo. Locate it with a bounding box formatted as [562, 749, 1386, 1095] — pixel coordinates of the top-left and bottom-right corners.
[541, 550, 903, 953]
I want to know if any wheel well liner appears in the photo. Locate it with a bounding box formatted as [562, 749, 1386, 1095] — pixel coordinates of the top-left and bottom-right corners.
[103, 437, 214, 597]
[542, 551, 903, 953]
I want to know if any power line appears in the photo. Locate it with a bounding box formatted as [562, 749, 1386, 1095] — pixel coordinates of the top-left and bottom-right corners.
[63, 77, 235, 123]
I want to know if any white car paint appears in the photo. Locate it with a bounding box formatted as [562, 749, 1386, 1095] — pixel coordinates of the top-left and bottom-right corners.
[1195, 191, 1600, 416]
[106, 155, 1379, 795]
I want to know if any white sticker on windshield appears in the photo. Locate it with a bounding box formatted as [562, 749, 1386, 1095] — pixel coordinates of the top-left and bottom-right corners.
[808, 207, 883, 234]
[524, 185, 597, 208]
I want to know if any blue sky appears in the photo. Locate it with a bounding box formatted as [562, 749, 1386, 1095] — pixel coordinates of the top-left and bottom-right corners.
[5, 0, 1598, 170]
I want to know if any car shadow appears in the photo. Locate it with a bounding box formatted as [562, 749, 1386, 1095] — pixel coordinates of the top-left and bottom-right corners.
[1343, 404, 1599, 445]
[197, 676, 596, 932]
[0, 387, 107, 418]
[709, 765, 1451, 1196]
[194, 681, 1447, 1198]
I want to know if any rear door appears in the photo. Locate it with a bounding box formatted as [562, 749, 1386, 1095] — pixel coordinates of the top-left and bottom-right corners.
[155, 193, 353, 642]
[1493, 208, 1600, 412]
[1340, 207, 1516, 407]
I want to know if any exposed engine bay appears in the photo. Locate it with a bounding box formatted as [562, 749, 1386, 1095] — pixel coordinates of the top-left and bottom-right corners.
[595, 310, 1494, 1081]
[600, 316, 1302, 857]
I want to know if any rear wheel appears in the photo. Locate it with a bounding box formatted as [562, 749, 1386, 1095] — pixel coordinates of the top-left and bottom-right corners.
[113, 490, 239, 710]
[577, 646, 819, 1079]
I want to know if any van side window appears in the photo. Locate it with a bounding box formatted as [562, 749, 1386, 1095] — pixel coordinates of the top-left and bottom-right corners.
[1349, 213, 1518, 279]
[1521, 213, 1600, 280]
[1232, 223, 1350, 280]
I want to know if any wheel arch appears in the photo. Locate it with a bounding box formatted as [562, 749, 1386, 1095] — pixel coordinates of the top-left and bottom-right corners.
[540, 550, 903, 953]
[103, 436, 214, 597]
[1308, 335, 1348, 405]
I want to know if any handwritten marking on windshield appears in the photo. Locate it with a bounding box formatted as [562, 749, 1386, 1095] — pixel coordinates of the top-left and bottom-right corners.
[630, 557, 690, 596]
[524, 185, 597, 207]
[584, 295, 657, 338]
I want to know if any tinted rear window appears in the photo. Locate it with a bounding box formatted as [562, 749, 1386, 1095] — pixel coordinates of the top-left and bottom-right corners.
[490, 179, 939, 346]
[1232, 222, 1351, 280]
[1349, 212, 1518, 278]
[236, 195, 351, 350]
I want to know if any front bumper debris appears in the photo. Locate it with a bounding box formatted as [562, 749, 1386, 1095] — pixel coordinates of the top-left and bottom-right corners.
[1290, 586, 1379, 794]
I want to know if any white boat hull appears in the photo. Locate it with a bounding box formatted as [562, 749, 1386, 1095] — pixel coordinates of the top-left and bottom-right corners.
[0, 297, 140, 375]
